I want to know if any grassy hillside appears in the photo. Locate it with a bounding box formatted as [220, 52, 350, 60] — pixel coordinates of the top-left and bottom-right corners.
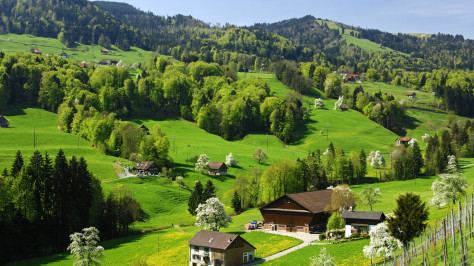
[0, 33, 153, 66]
[0, 106, 129, 181]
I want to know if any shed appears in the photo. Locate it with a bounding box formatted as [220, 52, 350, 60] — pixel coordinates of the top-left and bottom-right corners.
[260, 189, 333, 233]
[99, 59, 118, 65]
[61, 52, 67, 58]
[0, 115, 9, 128]
[340, 104, 349, 111]
[341, 210, 386, 237]
[139, 124, 150, 135]
[208, 162, 228, 176]
[100, 49, 109, 55]
[136, 161, 160, 176]
[396, 137, 412, 146]
[406, 92, 416, 98]
[346, 74, 359, 82]
[33, 49, 42, 55]
[188, 230, 256, 266]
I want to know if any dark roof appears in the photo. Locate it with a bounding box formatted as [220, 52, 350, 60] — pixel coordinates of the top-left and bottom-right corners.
[139, 124, 149, 131]
[137, 161, 156, 170]
[261, 189, 333, 214]
[0, 115, 8, 125]
[341, 210, 385, 221]
[209, 162, 227, 170]
[188, 230, 256, 250]
[406, 92, 416, 96]
[340, 105, 348, 110]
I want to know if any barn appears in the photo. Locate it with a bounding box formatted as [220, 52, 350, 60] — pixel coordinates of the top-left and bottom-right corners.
[260, 189, 333, 233]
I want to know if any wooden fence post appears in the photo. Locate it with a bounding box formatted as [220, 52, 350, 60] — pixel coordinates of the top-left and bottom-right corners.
[451, 209, 456, 265]
[443, 219, 448, 266]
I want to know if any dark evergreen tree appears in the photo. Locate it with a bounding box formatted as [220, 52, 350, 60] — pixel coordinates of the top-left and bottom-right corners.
[202, 180, 216, 201]
[410, 142, 423, 175]
[187, 181, 203, 215]
[27, 150, 45, 221]
[359, 149, 367, 180]
[11, 150, 24, 177]
[231, 191, 242, 213]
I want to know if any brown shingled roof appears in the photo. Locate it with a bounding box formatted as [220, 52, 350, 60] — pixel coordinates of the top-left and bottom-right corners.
[136, 161, 156, 170]
[209, 162, 227, 170]
[285, 189, 333, 214]
[406, 91, 416, 96]
[188, 230, 256, 250]
[398, 137, 412, 142]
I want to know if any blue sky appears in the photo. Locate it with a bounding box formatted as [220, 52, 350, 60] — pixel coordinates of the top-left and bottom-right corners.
[97, 0, 474, 39]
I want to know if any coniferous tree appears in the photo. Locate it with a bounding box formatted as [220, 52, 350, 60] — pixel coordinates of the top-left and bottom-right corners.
[2, 168, 8, 177]
[188, 181, 203, 215]
[11, 150, 24, 177]
[28, 150, 45, 221]
[202, 180, 216, 202]
[410, 142, 423, 175]
[231, 191, 242, 213]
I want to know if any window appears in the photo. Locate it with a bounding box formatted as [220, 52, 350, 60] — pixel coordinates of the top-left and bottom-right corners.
[204, 247, 209, 252]
[297, 226, 303, 230]
[193, 246, 199, 252]
[279, 225, 285, 228]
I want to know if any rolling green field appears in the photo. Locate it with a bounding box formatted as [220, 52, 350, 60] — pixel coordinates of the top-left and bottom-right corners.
[0, 33, 154, 66]
[0, 106, 128, 181]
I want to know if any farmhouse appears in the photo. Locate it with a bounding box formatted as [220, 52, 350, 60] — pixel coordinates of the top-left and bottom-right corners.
[136, 161, 159, 176]
[188, 230, 256, 266]
[208, 162, 228, 176]
[99, 59, 118, 65]
[406, 91, 416, 98]
[61, 52, 67, 58]
[341, 209, 386, 237]
[100, 48, 109, 55]
[340, 104, 349, 111]
[79, 62, 88, 68]
[139, 124, 150, 135]
[33, 49, 42, 55]
[346, 74, 359, 82]
[396, 137, 412, 145]
[0, 115, 9, 128]
[260, 189, 333, 233]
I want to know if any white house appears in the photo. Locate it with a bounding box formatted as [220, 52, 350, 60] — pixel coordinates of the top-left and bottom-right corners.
[341, 210, 386, 238]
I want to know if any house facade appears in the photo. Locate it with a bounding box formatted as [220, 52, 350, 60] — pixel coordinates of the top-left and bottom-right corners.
[0, 115, 9, 128]
[260, 190, 333, 233]
[208, 162, 228, 176]
[341, 210, 386, 237]
[188, 230, 256, 266]
[136, 161, 160, 176]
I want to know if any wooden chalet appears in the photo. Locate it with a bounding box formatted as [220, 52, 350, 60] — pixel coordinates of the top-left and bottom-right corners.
[100, 48, 109, 55]
[340, 104, 349, 111]
[406, 91, 416, 98]
[346, 74, 359, 82]
[341, 210, 386, 237]
[139, 124, 150, 135]
[188, 230, 256, 266]
[78, 62, 88, 68]
[33, 49, 42, 55]
[136, 161, 159, 176]
[99, 59, 118, 65]
[208, 162, 228, 176]
[61, 52, 67, 58]
[260, 189, 333, 233]
[396, 137, 412, 146]
[0, 115, 9, 128]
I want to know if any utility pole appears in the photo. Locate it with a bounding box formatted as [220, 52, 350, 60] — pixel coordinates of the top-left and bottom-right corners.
[33, 126, 36, 150]
[266, 133, 268, 150]
[325, 123, 329, 140]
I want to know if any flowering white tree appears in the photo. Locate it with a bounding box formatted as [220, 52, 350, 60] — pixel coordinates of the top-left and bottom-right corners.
[67, 227, 104, 266]
[314, 98, 325, 109]
[310, 248, 335, 266]
[407, 138, 418, 147]
[334, 96, 344, 110]
[323, 148, 329, 156]
[421, 133, 430, 142]
[196, 197, 232, 231]
[431, 172, 468, 206]
[195, 154, 210, 173]
[363, 223, 402, 264]
[370, 151, 385, 178]
[225, 153, 238, 167]
[447, 155, 457, 173]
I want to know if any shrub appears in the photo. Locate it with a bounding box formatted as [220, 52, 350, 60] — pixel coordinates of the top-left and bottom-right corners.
[319, 233, 326, 241]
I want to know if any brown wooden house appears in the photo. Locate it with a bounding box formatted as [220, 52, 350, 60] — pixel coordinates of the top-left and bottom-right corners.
[260, 189, 333, 233]
[100, 48, 109, 55]
[406, 91, 416, 98]
[346, 74, 359, 82]
[136, 161, 160, 176]
[396, 137, 412, 146]
[0, 115, 9, 128]
[208, 162, 228, 176]
[340, 104, 349, 111]
[188, 230, 256, 266]
[33, 49, 42, 55]
[341, 210, 386, 237]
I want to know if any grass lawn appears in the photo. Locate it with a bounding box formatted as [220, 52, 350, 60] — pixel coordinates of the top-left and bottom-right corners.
[13, 224, 302, 265]
[0, 106, 129, 181]
[0, 33, 154, 67]
[263, 238, 371, 265]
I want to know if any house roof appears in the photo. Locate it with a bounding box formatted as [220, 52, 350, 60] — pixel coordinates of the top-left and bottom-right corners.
[341, 210, 385, 221]
[33, 49, 42, 54]
[188, 230, 256, 250]
[346, 74, 359, 79]
[261, 189, 333, 214]
[101, 49, 109, 52]
[209, 162, 227, 170]
[340, 105, 348, 109]
[99, 59, 118, 65]
[139, 124, 149, 131]
[406, 92, 416, 96]
[137, 161, 156, 170]
[397, 137, 412, 142]
[0, 115, 8, 124]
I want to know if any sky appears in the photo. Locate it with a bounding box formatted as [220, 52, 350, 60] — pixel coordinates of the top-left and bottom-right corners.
[96, 0, 474, 39]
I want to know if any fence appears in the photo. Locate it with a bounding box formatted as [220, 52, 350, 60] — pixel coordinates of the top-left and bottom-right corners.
[389, 194, 474, 266]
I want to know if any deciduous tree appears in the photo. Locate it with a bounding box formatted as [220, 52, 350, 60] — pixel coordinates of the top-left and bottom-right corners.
[196, 197, 232, 231]
[361, 186, 382, 211]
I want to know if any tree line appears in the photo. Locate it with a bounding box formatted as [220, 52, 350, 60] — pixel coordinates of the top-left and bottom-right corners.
[0, 150, 146, 264]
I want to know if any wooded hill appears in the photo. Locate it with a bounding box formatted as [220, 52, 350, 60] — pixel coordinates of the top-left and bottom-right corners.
[0, 0, 472, 73]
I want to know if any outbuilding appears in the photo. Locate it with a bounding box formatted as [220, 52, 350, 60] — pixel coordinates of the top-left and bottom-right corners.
[396, 137, 412, 146]
[208, 162, 228, 176]
[260, 189, 333, 233]
[61, 52, 67, 58]
[0, 115, 9, 128]
[188, 230, 256, 266]
[406, 92, 416, 98]
[341, 210, 386, 237]
[136, 161, 160, 176]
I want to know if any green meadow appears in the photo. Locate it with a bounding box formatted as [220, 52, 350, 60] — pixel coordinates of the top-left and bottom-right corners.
[0, 33, 153, 66]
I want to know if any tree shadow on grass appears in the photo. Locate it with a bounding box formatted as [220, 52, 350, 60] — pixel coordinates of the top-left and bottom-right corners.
[291, 117, 319, 145]
[395, 114, 422, 136]
[4, 105, 27, 116]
